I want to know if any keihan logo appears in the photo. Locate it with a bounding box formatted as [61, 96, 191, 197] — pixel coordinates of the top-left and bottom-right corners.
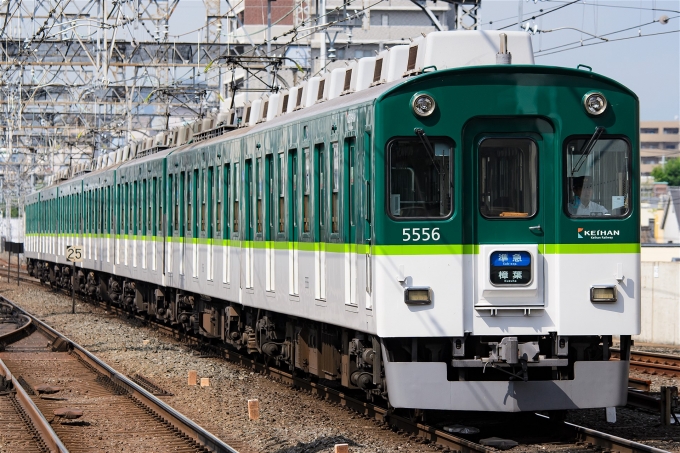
[578, 228, 620, 239]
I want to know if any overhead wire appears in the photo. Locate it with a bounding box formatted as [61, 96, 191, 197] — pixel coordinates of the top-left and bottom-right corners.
[534, 14, 679, 56]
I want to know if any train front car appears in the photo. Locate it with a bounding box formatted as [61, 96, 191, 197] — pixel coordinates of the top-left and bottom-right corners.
[373, 32, 639, 412]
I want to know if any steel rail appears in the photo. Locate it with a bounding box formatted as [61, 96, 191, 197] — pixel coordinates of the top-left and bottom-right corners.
[0, 303, 33, 345]
[13, 274, 669, 453]
[0, 357, 69, 453]
[612, 348, 680, 377]
[566, 420, 670, 453]
[0, 295, 240, 453]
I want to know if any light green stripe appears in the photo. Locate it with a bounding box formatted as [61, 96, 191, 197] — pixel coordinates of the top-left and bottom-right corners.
[22, 235, 641, 255]
[373, 244, 477, 255]
[544, 243, 640, 254]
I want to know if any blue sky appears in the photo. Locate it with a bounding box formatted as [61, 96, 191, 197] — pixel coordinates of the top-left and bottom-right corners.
[479, 0, 680, 121]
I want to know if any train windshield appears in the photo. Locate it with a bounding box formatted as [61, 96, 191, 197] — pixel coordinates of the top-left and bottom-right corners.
[479, 138, 538, 219]
[388, 138, 452, 218]
[565, 138, 630, 217]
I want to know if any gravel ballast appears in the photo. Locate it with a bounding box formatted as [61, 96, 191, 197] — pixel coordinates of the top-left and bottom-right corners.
[3, 278, 680, 452]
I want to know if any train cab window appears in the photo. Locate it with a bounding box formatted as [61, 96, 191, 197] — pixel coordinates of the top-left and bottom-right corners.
[479, 138, 537, 219]
[565, 137, 630, 218]
[388, 138, 452, 218]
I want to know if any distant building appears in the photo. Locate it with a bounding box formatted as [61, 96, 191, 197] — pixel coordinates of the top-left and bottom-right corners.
[640, 120, 680, 176]
[224, 0, 456, 102]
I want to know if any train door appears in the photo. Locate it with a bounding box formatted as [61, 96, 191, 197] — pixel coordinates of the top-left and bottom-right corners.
[142, 178, 147, 270]
[344, 137, 357, 306]
[223, 163, 231, 285]
[266, 154, 275, 291]
[199, 168, 206, 278]
[363, 131, 372, 309]
[288, 149, 299, 295]
[191, 169, 199, 278]
[314, 143, 327, 300]
[207, 166, 214, 281]
[179, 171, 186, 276]
[469, 119, 551, 309]
[244, 159, 254, 289]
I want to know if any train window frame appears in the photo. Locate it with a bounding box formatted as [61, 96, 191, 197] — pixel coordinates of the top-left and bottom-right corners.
[385, 136, 454, 221]
[478, 136, 539, 220]
[562, 134, 632, 220]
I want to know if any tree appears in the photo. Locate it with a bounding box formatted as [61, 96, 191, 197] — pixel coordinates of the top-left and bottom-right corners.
[652, 158, 680, 186]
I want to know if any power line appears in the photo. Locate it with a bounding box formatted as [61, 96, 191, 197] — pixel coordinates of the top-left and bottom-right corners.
[534, 28, 680, 57]
[534, 15, 679, 56]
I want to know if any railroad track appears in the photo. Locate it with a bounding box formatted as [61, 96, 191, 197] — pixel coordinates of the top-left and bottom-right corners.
[612, 348, 680, 377]
[0, 296, 239, 453]
[0, 307, 67, 453]
[7, 273, 672, 453]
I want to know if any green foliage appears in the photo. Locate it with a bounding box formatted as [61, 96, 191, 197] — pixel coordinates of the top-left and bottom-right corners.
[652, 158, 680, 186]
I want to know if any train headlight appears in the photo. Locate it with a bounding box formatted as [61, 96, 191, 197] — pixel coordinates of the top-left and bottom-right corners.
[412, 93, 436, 117]
[404, 287, 432, 305]
[590, 285, 617, 303]
[583, 92, 607, 116]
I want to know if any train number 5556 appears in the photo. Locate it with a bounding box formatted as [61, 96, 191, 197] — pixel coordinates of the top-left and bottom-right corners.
[402, 228, 440, 242]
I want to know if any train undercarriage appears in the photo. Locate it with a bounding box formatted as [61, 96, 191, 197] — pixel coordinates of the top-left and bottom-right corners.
[28, 258, 628, 411]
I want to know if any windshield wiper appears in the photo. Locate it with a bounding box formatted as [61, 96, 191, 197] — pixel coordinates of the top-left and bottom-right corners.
[571, 126, 606, 176]
[414, 128, 440, 175]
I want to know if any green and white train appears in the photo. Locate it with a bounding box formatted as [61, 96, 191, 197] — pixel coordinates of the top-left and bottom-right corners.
[24, 30, 639, 412]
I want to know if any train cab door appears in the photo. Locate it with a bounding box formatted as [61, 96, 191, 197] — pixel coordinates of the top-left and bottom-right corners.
[468, 119, 554, 311]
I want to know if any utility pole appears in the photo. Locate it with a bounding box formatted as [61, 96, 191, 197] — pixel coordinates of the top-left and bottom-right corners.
[318, 0, 327, 73]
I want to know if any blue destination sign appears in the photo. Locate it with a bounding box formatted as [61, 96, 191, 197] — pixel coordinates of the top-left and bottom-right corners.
[490, 251, 531, 267]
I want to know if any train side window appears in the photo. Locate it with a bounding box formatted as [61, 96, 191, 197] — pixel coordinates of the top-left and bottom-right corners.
[331, 142, 339, 233]
[387, 138, 453, 219]
[256, 157, 263, 233]
[142, 179, 147, 236]
[156, 177, 162, 236]
[134, 181, 139, 235]
[278, 152, 285, 233]
[151, 178, 157, 236]
[303, 148, 311, 233]
[233, 163, 240, 233]
[565, 137, 631, 218]
[116, 185, 121, 236]
[216, 167, 222, 233]
[179, 172, 185, 236]
[192, 169, 199, 235]
[479, 138, 536, 219]
[267, 154, 274, 239]
[207, 166, 213, 238]
[187, 172, 192, 234]
[201, 169, 207, 232]
[168, 174, 174, 233]
[227, 164, 231, 239]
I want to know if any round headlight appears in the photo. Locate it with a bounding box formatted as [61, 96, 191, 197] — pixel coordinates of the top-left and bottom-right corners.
[412, 93, 436, 117]
[583, 92, 607, 116]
